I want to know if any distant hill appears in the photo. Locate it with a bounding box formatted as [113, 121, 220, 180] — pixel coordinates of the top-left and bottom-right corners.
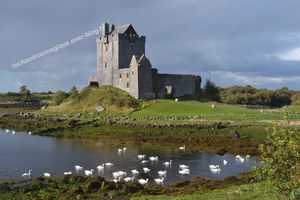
[47, 86, 140, 113]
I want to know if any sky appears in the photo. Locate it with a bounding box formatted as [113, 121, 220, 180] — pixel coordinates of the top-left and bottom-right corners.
[1, 0, 300, 92]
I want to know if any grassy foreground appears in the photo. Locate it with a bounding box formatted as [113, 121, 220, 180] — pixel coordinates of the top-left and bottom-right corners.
[132, 182, 285, 200]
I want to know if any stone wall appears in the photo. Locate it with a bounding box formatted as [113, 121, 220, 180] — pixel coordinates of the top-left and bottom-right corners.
[153, 72, 201, 98]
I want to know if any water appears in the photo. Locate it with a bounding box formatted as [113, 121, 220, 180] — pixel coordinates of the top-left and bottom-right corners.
[0, 129, 258, 184]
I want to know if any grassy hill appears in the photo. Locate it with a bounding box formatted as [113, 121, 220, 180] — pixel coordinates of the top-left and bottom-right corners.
[47, 86, 140, 113]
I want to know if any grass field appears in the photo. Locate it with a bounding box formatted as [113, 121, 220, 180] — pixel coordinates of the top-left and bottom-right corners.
[132, 100, 259, 117]
[132, 182, 285, 200]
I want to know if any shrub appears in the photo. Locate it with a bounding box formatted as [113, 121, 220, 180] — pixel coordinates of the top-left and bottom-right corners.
[257, 117, 300, 194]
[291, 92, 300, 105]
[52, 91, 69, 105]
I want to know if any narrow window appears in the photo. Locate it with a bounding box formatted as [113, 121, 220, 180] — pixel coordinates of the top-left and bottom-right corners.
[105, 45, 108, 52]
[119, 74, 122, 79]
[127, 73, 129, 78]
[132, 71, 134, 75]
[104, 62, 107, 68]
[127, 82, 129, 88]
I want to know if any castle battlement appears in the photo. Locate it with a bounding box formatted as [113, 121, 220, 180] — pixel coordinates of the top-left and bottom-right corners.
[90, 23, 201, 99]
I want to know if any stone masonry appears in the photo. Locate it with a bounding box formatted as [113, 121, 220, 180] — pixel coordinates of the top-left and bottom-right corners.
[90, 23, 201, 99]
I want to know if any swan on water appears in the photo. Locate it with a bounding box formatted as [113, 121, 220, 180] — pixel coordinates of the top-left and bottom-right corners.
[131, 169, 139, 175]
[137, 154, 146, 159]
[143, 167, 150, 173]
[138, 178, 148, 185]
[44, 173, 51, 178]
[223, 160, 228, 165]
[84, 169, 94, 176]
[154, 177, 164, 185]
[75, 165, 83, 170]
[149, 156, 158, 161]
[163, 160, 172, 166]
[97, 164, 104, 170]
[22, 170, 32, 178]
[64, 171, 72, 175]
[158, 170, 167, 177]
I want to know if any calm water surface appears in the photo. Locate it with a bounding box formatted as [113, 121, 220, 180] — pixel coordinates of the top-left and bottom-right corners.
[0, 129, 258, 184]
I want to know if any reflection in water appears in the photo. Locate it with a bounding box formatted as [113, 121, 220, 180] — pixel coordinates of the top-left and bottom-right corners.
[0, 130, 258, 184]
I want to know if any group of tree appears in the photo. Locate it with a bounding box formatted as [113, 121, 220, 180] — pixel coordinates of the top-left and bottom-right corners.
[52, 86, 79, 105]
[202, 80, 300, 107]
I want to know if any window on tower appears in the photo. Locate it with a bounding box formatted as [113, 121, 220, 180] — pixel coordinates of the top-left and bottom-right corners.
[127, 82, 129, 88]
[119, 74, 122, 79]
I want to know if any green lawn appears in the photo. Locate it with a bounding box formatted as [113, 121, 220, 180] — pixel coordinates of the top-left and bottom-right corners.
[131, 182, 286, 200]
[132, 100, 260, 117]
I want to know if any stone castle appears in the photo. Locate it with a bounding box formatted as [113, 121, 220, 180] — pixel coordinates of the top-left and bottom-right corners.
[89, 23, 201, 99]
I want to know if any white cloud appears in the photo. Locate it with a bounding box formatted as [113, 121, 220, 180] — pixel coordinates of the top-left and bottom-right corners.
[276, 47, 300, 61]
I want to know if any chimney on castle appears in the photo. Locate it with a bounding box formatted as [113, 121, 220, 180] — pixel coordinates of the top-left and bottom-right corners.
[101, 23, 109, 36]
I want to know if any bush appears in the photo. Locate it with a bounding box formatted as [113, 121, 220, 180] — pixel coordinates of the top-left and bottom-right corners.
[203, 79, 221, 102]
[291, 92, 300, 105]
[257, 117, 300, 194]
[52, 91, 69, 105]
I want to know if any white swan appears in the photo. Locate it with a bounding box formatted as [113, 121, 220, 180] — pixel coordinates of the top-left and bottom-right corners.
[209, 165, 221, 172]
[179, 145, 186, 150]
[163, 160, 172, 166]
[75, 165, 83, 170]
[141, 160, 148, 164]
[105, 163, 114, 166]
[124, 177, 134, 182]
[118, 149, 123, 153]
[84, 169, 94, 176]
[223, 160, 228, 165]
[137, 154, 146, 159]
[138, 178, 148, 185]
[179, 164, 189, 169]
[131, 169, 139, 176]
[5, 129, 9, 133]
[236, 155, 245, 163]
[64, 171, 72, 175]
[97, 164, 104, 170]
[179, 170, 190, 175]
[149, 156, 158, 161]
[158, 170, 167, 177]
[44, 173, 51, 177]
[123, 147, 127, 151]
[28, 132, 32, 135]
[154, 177, 164, 185]
[22, 170, 32, 178]
[12, 131, 15, 135]
[143, 167, 150, 173]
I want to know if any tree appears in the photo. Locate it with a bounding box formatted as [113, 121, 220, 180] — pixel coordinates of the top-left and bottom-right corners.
[19, 85, 30, 96]
[52, 91, 69, 105]
[69, 86, 79, 98]
[257, 119, 300, 194]
[203, 79, 220, 102]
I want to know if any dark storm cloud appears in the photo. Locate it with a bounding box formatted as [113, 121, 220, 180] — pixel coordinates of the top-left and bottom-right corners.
[1, 0, 300, 92]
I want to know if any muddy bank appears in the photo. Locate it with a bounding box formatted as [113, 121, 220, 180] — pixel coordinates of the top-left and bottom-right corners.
[0, 172, 256, 200]
[0, 114, 260, 155]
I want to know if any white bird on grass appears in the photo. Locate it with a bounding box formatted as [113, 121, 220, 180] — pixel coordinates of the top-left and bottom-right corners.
[44, 173, 51, 178]
[22, 170, 32, 178]
[75, 165, 83, 170]
[84, 169, 94, 176]
[64, 171, 72, 175]
[154, 177, 164, 185]
[163, 160, 172, 166]
[143, 167, 150, 173]
[138, 178, 148, 185]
